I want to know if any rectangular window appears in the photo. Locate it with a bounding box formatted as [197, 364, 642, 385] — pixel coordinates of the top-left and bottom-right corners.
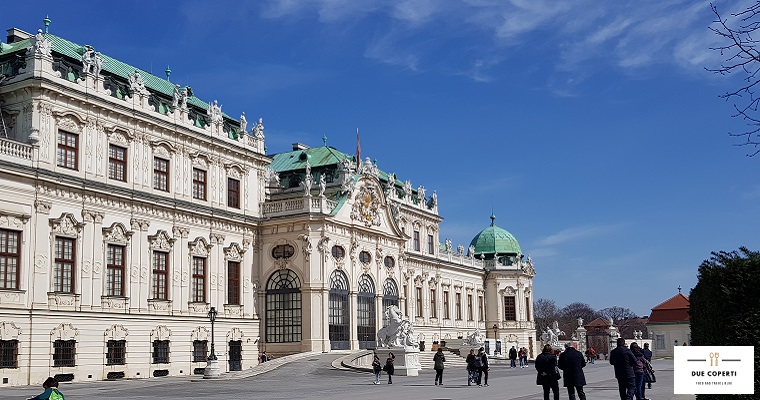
[54, 237, 75, 293]
[655, 335, 665, 350]
[152, 340, 170, 364]
[192, 168, 207, 200]
[504, 296, 516, 321]
[455, 292, 462, 320]
[443, 290, 450, 319]
[413, 231, 420, 251]
[53, 339, 76, 367]
[467, 294, 473, 321]
[108, 144, 127, 181]
[430, 288, 437, 318]
[152, 251, 169, 300]
[0, 229, 21, 290]
[427, 234, 434, 254]
[415, 287, 423, 317]
[106, 244, 125, 297]
[153, 157, 170, 192]
[0, 339, 18, 369]
[227, 178, 240, 209]
[106, 339, 126, 365]
[479, 295, 485, 321]
[192, 340, 208, 362]
[56, 130, 78, 170]
[525, 297, 531, 321]
[227, 261, 240, 305]
[403, 285, 409, 317]
[191, 257, 206, 303]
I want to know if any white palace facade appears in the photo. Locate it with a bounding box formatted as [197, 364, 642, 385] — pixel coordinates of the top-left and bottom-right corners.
[0, 23, 535, 386]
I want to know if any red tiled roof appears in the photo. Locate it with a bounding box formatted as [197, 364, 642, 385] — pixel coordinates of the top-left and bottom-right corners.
[585, 317, 610, 327]
[648, 294, 690, 323]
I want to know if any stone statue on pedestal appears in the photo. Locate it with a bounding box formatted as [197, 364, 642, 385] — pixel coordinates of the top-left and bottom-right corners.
[376, 305, 419, 348]
[463, 328, 485, 346]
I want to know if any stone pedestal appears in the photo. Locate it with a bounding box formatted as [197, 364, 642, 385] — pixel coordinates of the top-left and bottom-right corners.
[385, 347, 421, 376]
[203, 359, 221, 379]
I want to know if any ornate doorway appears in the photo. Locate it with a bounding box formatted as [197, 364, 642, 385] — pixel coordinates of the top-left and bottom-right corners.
[328, 270, 350, 350]
[357, 274, 376, 349]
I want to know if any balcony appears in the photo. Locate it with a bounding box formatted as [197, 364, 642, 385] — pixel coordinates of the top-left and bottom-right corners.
[0, 137, 33, 165]
[262, 196, 338, 218]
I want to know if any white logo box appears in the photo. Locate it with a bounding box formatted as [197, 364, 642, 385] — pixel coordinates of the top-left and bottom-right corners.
[674, 346, 754, 394]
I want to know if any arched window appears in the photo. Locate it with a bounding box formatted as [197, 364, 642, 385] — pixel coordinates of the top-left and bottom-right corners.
[357, 274, 376, 349]
[265, 269, 302, 343]
[328, 270, 350, 350]
[382, 278, 399, 327]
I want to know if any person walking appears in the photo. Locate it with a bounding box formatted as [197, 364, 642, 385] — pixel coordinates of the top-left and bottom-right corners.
[433, 347, 446, 386]
[384, 352, 395, 384]
[610, 338, 637, 400]
[558, 342, 587, 400]
[478, 347, 490, 386]
[509, 345, 518, 368]
[519, 347, 526, 368]
[466, 349, 477, 386]
[522, 347, 529, 368]
[371, 353, 382, 384]
[536, 344, 561, 400]
[642, 343, 653, 391]
[630, 343, 646, 400]
[28, 377, 64, 400]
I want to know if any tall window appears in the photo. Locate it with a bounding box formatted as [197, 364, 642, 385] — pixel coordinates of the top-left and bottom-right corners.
[504, 296, 516, 321]
[0, 229, 20, 290]
[655, 335, 665, 350]
[192, 340, 208, 362]
[403, 285, 409, 316]
[467, 294, 473, 321]
[227, 261, 240, 305]
[53, 339, 76, 367]
[106, 244, 125, 296]
[479, 295, 485, 321]
[265, 269, 302, 343]
[56, 130, 78, 170]
[54, 237, 75, 293]
[0, 339, 18, 369]
[192, 168, 207, 200]
[152, 251, 169, 300]
[413, 231, 420, 251]
[443, 290, 450, 319]
[191, 257, 206, 303]
[525, 297, 531, 321]
[152, 340, 170, 364]
[153, 157, 169, 192]
[427, 234, 434, 254]
[430, 288, 437, 318]
[356, 274, 376, 349]
[329, 270, 350, 349]
[106, 340, 126, 365]
[227, 178, 240, 209]
[415, 287, 423, 317]
[455, 292, 462, 320]
[108, 144, 127, 181]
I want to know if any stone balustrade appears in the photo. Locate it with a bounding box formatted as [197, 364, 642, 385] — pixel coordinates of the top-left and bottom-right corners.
[0, 137, 33, 162]
[262, 196, 338, 217]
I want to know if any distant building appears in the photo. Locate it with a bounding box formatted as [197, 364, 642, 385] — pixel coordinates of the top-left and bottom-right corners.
[646, 293, 690, 358]
[585, 317, 612, 355]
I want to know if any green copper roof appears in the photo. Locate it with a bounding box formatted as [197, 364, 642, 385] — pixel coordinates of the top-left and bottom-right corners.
[469, 214, 522, 256]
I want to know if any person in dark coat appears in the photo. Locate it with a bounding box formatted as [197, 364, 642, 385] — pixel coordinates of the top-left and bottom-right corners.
[509, 346, 518, 368]
[642, 343, 653, 391]
[466, 349, 477, 386]
[610, 338, 637, 400]
[630, 343, 646, 400]
[433, 348, 446, 386]
[478, 347, 490, 386]
[558, 342, 587, 400]
[535, 344, 560, 400]
[384, 352, 395, 384]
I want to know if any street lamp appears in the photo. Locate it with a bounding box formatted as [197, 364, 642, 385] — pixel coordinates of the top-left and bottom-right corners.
[203, 306, 221, 379]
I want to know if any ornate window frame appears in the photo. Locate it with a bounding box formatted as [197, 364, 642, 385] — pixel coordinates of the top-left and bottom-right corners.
[148, 230, 175, 308]
[102, 222, 132, 301]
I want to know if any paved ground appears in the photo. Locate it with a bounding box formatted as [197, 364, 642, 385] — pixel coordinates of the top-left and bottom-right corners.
[1, 355, 695, 400]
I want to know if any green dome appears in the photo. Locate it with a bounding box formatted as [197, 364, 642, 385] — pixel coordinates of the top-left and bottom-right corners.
[469, 214, 522, 257]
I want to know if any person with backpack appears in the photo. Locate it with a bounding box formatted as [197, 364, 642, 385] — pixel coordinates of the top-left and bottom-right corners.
[371, 353, 382, 384]
[29, 377, 64, 400]
[433, 347, 446, 385]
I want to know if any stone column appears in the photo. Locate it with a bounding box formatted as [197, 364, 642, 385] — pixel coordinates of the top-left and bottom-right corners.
[30, 200, 52, 308]
[350, 291, 358, 350]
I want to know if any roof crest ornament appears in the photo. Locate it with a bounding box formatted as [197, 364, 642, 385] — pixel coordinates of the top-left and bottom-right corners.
[207, 100, 223, 124]
[127, 70, 149, 96]
[28, 29, 52, 58]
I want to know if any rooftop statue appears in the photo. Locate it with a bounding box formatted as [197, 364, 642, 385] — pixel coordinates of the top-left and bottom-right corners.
[376, 305, 419, 348]
[207, 100, 223, 124]
[127, 70, 149, 96]
[28, 29, 52, 58]
[252, 118, 265, 139]
[81, 45, 95, 74]
[240, 112, 247, 132]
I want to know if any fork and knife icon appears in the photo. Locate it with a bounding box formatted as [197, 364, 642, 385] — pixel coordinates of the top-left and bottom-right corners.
[709, 352, 719, 366]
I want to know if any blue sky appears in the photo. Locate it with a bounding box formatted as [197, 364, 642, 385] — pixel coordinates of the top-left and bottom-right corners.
[4, 0, 758, 317]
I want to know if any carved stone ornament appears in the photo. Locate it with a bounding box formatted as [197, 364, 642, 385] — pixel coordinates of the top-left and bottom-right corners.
[28, 29, 52, 58]
[207, 100, 223, 124]
[189, 237, 213, 257]
[227, 327, 244, 341]
[172, 225, 189, 238]
[189, 152, 209, 170]
[148, 230, 175, 251]
[102, 222, 133, 245]
[501, 286, 516, 296]
[226, 164, 242, 180]
[274, 257, 289, 270]
[151, 140, 175, 159]
[0, 213, 30, 229]
[81, 209, 104, 223]
[106, 127, 133, 146]
[209, 233, 226, 245]
[34, 200, 52, 214]
[224, 242, 245, 261]
[49, 213, 85, 237]
[127, 69, 150, 96]
[51, 322, 79, 340]
[130, 218, 150, 232]
[150, 325, 172, 340]
[55, 114, 83, 133]
[104, 324, 129, 340]
[0, 321, 22, 340]
[351, 185, 382, 227]
[191, 326, 210, 341]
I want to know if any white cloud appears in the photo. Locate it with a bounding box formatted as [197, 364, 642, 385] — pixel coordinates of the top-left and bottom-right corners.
[536, 224, 618, 247]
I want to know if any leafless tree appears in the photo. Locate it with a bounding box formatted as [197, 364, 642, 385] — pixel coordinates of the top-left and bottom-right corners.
[709, 2, 760, 155]
[533, 298, 559, 336]
[558, 302, 599, 339]
[598, 306, 638, 324]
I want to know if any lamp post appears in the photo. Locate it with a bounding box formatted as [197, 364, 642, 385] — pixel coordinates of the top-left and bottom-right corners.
[203, 306, 221, 378]
[492, 324, 499, 355]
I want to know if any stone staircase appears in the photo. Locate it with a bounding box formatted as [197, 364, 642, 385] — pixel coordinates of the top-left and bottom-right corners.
[418, 349, 468, 369]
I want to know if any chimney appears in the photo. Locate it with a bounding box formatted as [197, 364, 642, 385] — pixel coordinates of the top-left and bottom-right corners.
[292, 143, 310, 151]
[6, 28, 32, 44]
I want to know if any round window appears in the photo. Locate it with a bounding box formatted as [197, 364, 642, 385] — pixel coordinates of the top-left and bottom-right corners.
[272, 244, 295, 259]
[359, 250, 371, 264]
[331, 245, 345, 259]
[384, 256, 395, 268]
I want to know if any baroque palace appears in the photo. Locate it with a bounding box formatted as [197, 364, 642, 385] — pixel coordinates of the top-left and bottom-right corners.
[0, 22, 535, 386]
